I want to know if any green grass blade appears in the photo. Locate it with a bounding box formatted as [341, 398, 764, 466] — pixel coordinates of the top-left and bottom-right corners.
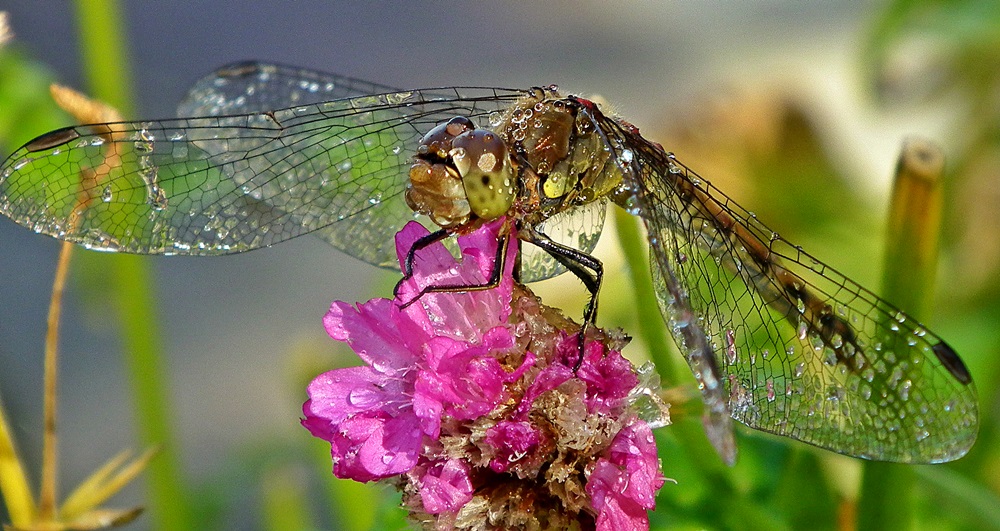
[857, 138, 946, 530]
[70, 1, 193, 529]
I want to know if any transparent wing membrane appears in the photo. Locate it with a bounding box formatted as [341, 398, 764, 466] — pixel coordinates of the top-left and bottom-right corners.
[593, 111, 977, 462]
[520, 197, 607, 283]
[1, 85, 525, 267]
[177, 61, 405, 118]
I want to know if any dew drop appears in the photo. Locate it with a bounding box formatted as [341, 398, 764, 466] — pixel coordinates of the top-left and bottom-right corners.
[488, 111, 502, 127]
[370, 358, 391, 373]
[899, 379, 912, 401]
[725, 329, 737, 364]
[347, 388, 372, 407]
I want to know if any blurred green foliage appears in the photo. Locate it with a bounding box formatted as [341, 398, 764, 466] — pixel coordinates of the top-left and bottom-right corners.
[0, 49, 68, 153]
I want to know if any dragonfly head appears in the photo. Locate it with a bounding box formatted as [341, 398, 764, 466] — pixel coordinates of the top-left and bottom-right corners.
[407, 117, 516, 228]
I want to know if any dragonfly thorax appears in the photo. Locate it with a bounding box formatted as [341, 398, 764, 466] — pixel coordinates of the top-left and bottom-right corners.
[498, 90, 625, 225]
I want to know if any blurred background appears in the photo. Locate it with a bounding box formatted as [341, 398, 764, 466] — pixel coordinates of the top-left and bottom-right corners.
[0, 1, 997, 529]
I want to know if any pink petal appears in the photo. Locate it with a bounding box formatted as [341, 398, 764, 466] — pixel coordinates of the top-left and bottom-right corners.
[329, 414, 421, 482]
[414, 327, 518, 423]
[591, 477, 651, 531]
[574, 339, 638, 414]
[393, 220, 517, 344]
[515, 362, 574, 417]
[302, 366, 396, 426]
[324, 298, 417, 371]
[608, 422, 664, 508]
[485, 421, 541, 472]
[587, 420, 664, 530]
[418, 459, 474, 514]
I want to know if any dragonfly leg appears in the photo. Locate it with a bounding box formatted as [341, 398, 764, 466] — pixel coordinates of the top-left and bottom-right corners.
[395, 229, 510, 309]
[521, 226, 604, 370]
[394, 228, 450, 301]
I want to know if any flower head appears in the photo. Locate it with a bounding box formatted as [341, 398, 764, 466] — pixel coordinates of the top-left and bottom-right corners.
[303, 219, 669, 529]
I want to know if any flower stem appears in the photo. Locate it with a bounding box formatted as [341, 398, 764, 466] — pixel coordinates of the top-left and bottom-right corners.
[261, 466, 314, 531]
[612, 209, 677, 383]
[878, 137, 946, 317]
[614, 209, 733, 475]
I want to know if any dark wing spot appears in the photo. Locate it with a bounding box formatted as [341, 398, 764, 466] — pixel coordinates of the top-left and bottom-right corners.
[25, 128, 81, 152]
[819, 312, 856, 343]
[932, 341, 973, 385]
[216, 61, 266, 78]
[481, 175, 491, 186]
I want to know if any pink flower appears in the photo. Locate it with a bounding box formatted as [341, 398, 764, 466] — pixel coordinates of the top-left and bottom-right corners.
[303, 219, 523, 482]
[303, 218, 670, 528]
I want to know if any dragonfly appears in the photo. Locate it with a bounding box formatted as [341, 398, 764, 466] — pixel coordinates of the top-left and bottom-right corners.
[0, 61, 977, 465]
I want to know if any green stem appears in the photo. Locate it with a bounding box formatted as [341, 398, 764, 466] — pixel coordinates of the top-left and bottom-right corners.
[857, 138, 946, 531]
[71, 2, 192, 529]
[310, 437, 378, 531]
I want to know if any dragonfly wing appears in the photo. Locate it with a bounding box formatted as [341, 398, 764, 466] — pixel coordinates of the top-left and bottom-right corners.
[520, 197, 608, 283]
[593, 113, 978, 463]
[178, 61, 404, 118]
[0, 87, 525, 264]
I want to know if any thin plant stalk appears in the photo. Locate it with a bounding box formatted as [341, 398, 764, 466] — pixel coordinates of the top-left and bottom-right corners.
[0, 375, 36, 527]
[38, 240, 75, 519]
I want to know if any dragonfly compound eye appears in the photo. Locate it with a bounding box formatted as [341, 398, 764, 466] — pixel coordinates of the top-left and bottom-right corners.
[407, 116, 481, 228]
[450, 130, 515, 220]
[406, 159, 471, 229]
[415, 116, 476, 158]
